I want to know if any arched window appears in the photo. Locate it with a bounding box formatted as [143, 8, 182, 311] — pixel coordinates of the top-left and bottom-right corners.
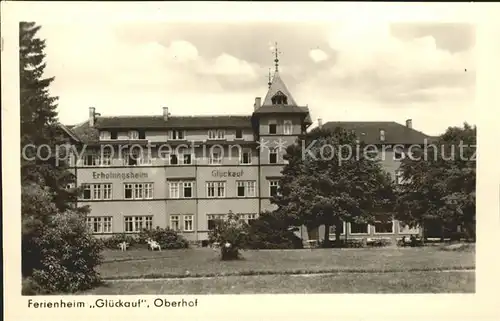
[271, 91, 288, 105]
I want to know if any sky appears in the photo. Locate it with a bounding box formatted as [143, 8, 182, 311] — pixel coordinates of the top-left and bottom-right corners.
[38, 21, 475, 136]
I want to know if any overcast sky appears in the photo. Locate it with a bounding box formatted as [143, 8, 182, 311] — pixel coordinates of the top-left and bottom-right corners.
[38, 22, 475, 135]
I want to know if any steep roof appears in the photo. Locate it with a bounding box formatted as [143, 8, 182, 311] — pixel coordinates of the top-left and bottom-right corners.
[262, 72, 298, 106]
[322, 121, 431, 145]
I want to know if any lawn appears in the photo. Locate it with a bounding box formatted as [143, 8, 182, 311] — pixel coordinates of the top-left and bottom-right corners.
[98, 246, 475, 280]
[88, 271, 474, 294]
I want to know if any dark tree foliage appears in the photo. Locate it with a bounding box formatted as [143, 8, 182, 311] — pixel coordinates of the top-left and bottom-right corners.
[395, 123, 476, 241]
[273, 127, 395, 247]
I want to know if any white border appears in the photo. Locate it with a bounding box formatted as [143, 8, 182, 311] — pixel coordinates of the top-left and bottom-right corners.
[2, 2, 500, 321]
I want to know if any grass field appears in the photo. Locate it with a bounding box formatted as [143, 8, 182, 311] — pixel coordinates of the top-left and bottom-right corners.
[88, 271, 474, 294]
[98, 246, 475, 280]
[87, 246, 474, 294]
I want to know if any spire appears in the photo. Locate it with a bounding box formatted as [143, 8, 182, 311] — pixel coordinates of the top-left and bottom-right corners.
[273, 42, 281, 72]
[268, 68, 272, 89]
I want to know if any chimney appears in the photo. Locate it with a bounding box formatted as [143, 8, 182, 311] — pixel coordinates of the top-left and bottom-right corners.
[89, 107, 95, 127]
[254, 97, 261, 111]
[406, 119, 412, 129]
[317, 118, 323, 129]
[163, 107, 169, 121]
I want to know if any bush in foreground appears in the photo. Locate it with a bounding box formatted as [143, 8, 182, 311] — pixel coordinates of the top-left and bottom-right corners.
[208, 212, 249, 260]
[101, 233, 139, 249]
[139, 227, 189, 249]
[28, 211, 103, 294]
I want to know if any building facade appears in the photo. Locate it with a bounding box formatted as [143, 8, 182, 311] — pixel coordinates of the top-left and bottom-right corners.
[61, 68, 430, 244]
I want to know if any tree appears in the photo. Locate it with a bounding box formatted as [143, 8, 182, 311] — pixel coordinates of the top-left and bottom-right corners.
[395, 123, 476, 241]
[20, 22, 102, 293]
[245, 211, 303, 249]
[273, 127, 395, 247]
[20, 21, 80, 213]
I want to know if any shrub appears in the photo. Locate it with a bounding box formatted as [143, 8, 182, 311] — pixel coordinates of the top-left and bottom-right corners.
[29, 211, 103, 294]
[138, 227, 189, 249]
[208, 211, 249, 260]
[101, 233, 139, 249]
[22, 277, 46, 295]
[246, 212, 303, 249]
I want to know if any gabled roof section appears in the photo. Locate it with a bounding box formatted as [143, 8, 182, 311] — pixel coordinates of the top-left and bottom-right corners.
[262, 72, 298, 106]
[322, 121, 431, 145]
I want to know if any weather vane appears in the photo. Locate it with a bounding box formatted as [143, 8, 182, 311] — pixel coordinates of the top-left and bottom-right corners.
[273, 42, 282, 72]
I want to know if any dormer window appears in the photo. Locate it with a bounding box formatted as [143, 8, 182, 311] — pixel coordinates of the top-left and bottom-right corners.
[379, 129, 385, 142]
[128, 130, 139, 140]
[169, 130, 185, 140]
[208, 129, 225, 140]
[271, 91, 288, 105]
[99, 131, 110, 140]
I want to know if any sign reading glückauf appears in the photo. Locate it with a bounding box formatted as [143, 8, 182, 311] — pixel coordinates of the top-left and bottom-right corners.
[211, 169, 244, 178]
[92, 172, 148, 180]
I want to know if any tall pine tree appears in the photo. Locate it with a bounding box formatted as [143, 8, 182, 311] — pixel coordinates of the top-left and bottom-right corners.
[20, 22, 81, 212]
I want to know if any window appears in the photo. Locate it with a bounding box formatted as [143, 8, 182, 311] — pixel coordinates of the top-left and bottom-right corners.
[329, 222, 345, 235]
[374, 221, 394, 234]
[183, 153, 192, 165]
[124, 183, 153, 199]
[183, 215, 194, 231]
[138, 130, 146, 139]
[237, 181, 256, 197]
[144, 183, 153, 199]
[183, 182, 193, 198]
[240, 149, 252, 164]
[208, 129, 225, 140]
[271, 91, 288, 105]
[83, 153, 99, 166]
[169, 153, 179, 165]
[170, 181, 194, 198]
[110, 131, 118, 140]
[209, 151, 222, 165]
[268, 123, 277, 134]
[86, 216, 113, 234]
[99, 131, 110, 140]
[394, 148, 405, 161]
[269, 180, 279, 197]
[169, 182, 179, 198]
[206, 181, 225, 198]
[100, 150, 112, 166]
[123, 151, 138, 166]
[269, 147, 278, 164]
[284, 120, 292, 135]
[170, 215, 180, 231]
[128, 130, 139, 140]
[82, 184, 92, 200]
[207, 214, 226, 230]
[235, 129, 243, 139]
[350, 222, 369, 234]
[379, 129, 385, 142]
[124, 216, 153, 233]
[138, 151, 152, 165]
[103, 184, 112, 199]
[81, 183, 112, 200]
[169, 130, 185, 140]
[239, 213, 257, 224]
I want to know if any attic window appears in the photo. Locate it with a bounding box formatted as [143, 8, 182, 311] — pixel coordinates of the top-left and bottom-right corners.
[271, 91, 288, 105]
[379, 129, 385, 142]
